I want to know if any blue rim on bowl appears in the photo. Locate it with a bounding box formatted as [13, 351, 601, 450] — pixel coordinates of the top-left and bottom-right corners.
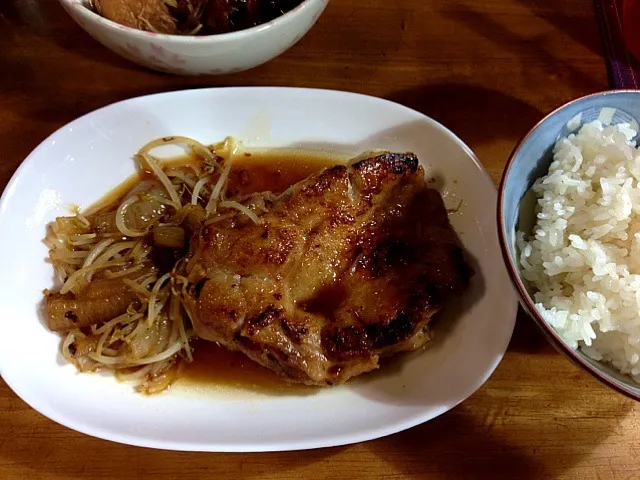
[498, 89, 640, 402]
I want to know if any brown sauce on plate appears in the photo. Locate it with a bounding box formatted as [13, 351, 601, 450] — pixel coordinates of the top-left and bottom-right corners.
[177, 339, 306, 394]
[227, 150, 339, 194]
[86, 150, 339, 214]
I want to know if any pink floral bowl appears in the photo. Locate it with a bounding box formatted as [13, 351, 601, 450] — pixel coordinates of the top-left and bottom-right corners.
[57, 0, 329, 75]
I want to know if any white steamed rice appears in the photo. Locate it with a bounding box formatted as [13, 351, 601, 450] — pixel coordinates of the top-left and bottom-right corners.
[517, 120, 640, 381]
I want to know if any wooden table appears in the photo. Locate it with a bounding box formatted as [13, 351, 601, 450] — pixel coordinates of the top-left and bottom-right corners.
[1, 1, 636, 479]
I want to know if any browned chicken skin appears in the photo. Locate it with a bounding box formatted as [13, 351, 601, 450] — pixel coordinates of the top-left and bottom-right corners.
[183, 152, 472, 385]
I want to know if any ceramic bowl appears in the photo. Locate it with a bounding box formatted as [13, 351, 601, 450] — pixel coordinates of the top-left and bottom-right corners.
[498, 89, 640, 400]
[57, 0, 329, 75]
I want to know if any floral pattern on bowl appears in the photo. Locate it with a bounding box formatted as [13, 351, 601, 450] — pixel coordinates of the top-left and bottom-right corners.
[59, 0, 330, 75]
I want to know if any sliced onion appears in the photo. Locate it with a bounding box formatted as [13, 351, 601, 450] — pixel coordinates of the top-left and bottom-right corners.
[82, 238, 115, 268]
[191, 176, 209, 205]
[116, 195, 149, 237]
[206, 156, 234, 214]
[138, 136, 216, 164]
[147, 273, 171, 327]
[219, 200, 262, 225]
[126, 342, 183, 367]
[137, 152, 182, 208]
[59, 261, 127, 295]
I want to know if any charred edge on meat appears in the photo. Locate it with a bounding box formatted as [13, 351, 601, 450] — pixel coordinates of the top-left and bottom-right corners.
[243, 305, 282, 336]
[281, 319, 309, 344]
[351, 153, 419, 175]
[322, 312, 416, 361]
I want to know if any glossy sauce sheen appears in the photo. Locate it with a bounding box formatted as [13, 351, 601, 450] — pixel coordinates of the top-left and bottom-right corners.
[178, 151, 340, 391]
[227, 150, 340, 194]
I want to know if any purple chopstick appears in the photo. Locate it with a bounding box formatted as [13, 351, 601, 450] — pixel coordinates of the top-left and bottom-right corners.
[593, 0, 640, 88]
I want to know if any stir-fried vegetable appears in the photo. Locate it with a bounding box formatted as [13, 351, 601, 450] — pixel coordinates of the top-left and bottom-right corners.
[44, 136, 272, 394]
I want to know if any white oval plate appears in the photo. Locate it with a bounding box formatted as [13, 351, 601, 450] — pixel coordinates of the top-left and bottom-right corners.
[0, 87, 517, 452]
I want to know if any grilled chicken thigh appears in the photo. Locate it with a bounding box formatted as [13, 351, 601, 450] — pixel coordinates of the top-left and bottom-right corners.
[182, 152, 472, 385]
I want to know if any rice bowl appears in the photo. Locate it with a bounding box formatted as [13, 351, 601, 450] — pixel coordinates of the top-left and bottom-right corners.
[517, 120, 640, 382]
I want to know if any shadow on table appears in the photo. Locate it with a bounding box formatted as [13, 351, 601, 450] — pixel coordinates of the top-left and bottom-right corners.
[510, 0, 605, 56]
[367, 412, 544, 479]
[367, 402, 615, 480]
[0, 0, 135, 72]
[440, 4, 605, 95]
[366, 355, 634, 480]
[386, 83, 545, 159]
[508, 307, 555, 355]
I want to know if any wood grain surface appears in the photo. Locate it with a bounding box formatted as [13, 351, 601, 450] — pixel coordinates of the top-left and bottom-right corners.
[2, 1, 638, 479]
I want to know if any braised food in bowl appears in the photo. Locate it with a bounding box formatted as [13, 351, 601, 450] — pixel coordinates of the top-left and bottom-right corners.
[93, 0, 304, 35]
